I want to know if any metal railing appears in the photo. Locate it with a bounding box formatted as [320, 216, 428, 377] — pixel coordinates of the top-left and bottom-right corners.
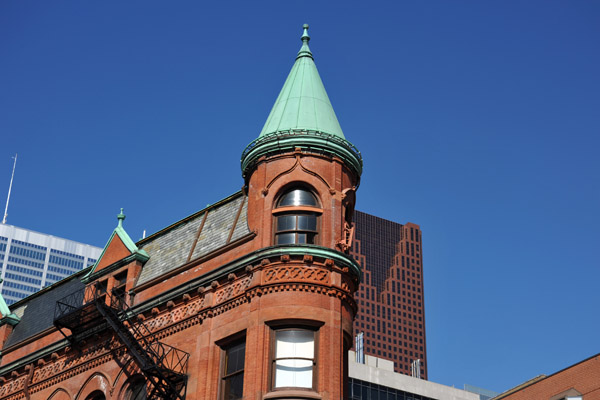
[101, 287, 189, 377]
[54, 284, 102, 322]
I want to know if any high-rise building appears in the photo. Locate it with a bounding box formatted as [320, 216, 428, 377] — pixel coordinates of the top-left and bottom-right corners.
[0, 224, 101, 305]
[350, 211, 427, 378]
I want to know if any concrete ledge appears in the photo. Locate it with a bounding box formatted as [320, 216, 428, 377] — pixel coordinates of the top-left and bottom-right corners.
[263, 389, 322, 399]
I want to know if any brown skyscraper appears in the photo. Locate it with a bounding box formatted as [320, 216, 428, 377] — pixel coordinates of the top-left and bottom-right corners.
[350, 211, 428, 378]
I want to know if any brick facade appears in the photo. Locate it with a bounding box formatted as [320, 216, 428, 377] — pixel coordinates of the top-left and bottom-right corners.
[495, 354, 600, 400]
[0, 27, 363, 400]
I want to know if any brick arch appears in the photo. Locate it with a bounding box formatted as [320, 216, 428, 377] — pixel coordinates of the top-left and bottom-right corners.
[263, 153, 336, 196]
[267, 174, 331, 209]
[75, 372, 111, 400]
[48, 388, 72, 400]
[272, 181, 323, 208]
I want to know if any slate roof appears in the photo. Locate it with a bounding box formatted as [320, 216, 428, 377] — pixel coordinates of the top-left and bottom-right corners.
[4, 276, 85, 348]
[137, 192, 250, 286]
[2, 191, 251, 350]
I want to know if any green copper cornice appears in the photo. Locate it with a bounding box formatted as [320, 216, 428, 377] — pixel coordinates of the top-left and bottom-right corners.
[242, 25, 363, 181]
[0, 279, 19, 326]
[241, 129, 363, 180]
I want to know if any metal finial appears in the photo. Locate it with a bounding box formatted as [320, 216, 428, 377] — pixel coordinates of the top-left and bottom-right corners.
[301, 24, 310, 42]
[297, 23, 313, 60]
[117, 208, 126, 227]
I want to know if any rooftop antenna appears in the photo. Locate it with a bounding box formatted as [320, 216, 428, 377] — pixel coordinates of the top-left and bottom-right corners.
[2, 153, 17, 225]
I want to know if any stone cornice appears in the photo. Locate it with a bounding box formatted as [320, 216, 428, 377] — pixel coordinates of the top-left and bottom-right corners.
[130, 244, 360, 316]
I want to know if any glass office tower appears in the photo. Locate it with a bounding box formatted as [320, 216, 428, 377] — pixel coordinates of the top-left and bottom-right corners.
[0, 224, 101, 305]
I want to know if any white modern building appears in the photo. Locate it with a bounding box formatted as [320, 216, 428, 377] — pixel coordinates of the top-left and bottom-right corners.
[0, 224, 101, 305]
[349, 350, 487, 400]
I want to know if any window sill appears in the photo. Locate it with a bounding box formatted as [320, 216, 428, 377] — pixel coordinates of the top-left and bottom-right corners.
[263, 389, 322, 399]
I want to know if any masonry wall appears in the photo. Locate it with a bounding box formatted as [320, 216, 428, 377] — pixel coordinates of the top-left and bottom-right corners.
[496, 354, 600, 400]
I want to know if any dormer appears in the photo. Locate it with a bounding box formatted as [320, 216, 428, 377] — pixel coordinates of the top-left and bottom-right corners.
[81, 209, 148, 302]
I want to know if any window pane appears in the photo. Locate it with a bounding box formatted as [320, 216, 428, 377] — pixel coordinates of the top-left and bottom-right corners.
[276, 330, 314, 358]
[278, 189, 317, 207]
[226, 342, 245, 375]
[277, 215, 297, 231]
[223, 341, 245, 400]
[297, 233, 307, 244]
[276, 233, 296, 244]
[275, 359, 313, 388]
[297, 215, 316, 231]
[223, 372, 244, 399]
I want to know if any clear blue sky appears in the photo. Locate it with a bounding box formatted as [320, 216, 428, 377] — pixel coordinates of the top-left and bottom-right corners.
[1, 1, 598, 394]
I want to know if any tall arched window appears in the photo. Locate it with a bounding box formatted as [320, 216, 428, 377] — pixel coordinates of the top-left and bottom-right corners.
[273, 188, 322, 245]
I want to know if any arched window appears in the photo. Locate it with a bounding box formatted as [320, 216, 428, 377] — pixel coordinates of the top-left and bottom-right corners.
[122, 376, 147, 400]
[273, 188, 321, 245]
[85, 391, 106, 400]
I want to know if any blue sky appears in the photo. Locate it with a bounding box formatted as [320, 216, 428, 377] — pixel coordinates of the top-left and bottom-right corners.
[1, 0, 599, 393]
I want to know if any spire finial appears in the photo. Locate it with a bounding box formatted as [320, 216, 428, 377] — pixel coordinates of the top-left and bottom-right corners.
[302, 24, 310, 42]
[117, 208, 125, 227]
[297, 23, 313, 59]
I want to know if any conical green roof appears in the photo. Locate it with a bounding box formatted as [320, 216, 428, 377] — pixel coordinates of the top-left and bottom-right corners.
[241, 25, 362, 182]
[259, 24, 344, 138]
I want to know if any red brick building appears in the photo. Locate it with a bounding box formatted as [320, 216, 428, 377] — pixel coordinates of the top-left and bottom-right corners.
[350, 212, 427, 378]
[0, 25, 363, 400]
[493, 353, 600, 400]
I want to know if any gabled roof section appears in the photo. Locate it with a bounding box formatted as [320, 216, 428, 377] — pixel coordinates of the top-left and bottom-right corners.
[259, 24, 344, 139]
[83, 209, 149, 280]
[1, 193, 251, 349]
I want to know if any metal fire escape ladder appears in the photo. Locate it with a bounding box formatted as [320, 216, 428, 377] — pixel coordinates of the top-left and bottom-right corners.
[54, 284, 189, 400]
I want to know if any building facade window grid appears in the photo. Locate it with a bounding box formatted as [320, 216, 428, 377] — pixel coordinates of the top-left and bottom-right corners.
[0, 225, 102, 305]
[349, 378, 434, 400]
[350, 211, 427, 378]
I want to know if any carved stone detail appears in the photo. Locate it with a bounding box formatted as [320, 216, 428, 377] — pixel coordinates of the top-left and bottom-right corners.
[263, 266, 329, 284]
[214, 277, 252, 304]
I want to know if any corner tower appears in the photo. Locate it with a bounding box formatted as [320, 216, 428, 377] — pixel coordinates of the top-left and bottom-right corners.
[240, 25, 363, 398]
[242, 24, 362, 252]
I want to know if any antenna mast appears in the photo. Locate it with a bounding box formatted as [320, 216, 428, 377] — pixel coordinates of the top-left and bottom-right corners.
[3, 153, 18, 224]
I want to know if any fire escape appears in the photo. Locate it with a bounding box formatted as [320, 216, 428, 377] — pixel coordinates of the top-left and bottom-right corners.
[54, 283, 189, 399]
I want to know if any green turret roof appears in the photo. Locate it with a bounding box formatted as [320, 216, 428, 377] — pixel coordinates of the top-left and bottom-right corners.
[241, 25, 363, 182]
[259, 24, 344, 138]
